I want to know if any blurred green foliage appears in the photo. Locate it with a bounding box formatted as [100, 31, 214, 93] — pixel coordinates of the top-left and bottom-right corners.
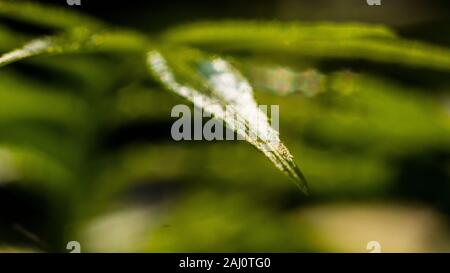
[0, 0, 449, 252]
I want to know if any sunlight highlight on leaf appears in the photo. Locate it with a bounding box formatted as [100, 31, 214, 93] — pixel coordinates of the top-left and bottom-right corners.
[0, 38, 53, 66]
[147, 50, 308, 193]
[0, 28, 149, 67]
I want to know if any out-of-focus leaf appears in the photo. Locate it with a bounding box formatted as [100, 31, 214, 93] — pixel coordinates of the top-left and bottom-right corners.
[0, 145, 74, 193]
[96, 142, 389, 198]
[0, 25, 27, 51]
[0, 0, 103, 30]
[0, 28, 149, 67]
[163, 21, 398, 43]
[0, 246, 40, 253]
[243, 64, 326, 97]
[143, 191, 313, 252]
[146, 49, 308, 192]
[23, 55, 124, 94]
[112, 84, 177, 122]
[162, 21, 450, 71]
[0, 123, 87, 169]
[0, 72, 89, 128]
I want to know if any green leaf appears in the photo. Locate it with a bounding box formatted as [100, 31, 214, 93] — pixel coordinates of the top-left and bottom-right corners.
[162, 21, 398, 43]
[0, 71, 90, 128]
[241, 63, 326, 97]
[0, 28, 149, 67]
[146, 49, 308, 193]
[0, 25, 27, 50]
[0, 145, 74, 193]
[162, 21, 450, 71]
[0, 0, 103, 30]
